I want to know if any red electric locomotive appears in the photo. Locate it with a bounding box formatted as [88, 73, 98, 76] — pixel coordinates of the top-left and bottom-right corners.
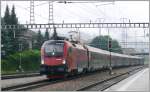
[40, 40, 89, 78]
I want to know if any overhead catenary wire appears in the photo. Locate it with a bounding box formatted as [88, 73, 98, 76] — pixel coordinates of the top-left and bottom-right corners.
[15, 4, 48, 21]
[27, 1, 48, 8]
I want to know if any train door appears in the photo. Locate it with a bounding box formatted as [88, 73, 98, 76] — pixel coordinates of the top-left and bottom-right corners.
[87, 49, 90, 71]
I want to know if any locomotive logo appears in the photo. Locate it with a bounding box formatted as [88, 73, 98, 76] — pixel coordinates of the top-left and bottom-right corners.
[52, 49, 56, 55]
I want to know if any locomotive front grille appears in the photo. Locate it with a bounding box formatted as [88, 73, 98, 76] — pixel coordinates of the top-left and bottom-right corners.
[40, 64, 67, 75]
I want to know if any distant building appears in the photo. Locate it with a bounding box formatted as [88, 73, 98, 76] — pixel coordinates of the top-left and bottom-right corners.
[18, 30, 37, 49]
[122, 48, 139, 55]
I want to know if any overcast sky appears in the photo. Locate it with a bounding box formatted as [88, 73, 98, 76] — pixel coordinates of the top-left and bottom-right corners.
[1, 1, 149, 51]
[1, 1, 149, 23]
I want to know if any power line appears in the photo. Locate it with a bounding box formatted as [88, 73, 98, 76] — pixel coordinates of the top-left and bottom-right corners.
[2, 0, 149, 2]
[58, 1, 102, 3]
[91, 3, 110, 18]
[15, 4, 48, 21]
[27, 2, 48, 8]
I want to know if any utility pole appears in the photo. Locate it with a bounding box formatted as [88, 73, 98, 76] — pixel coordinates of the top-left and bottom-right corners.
[48, 1, 54, 24]
[0, 0, 1, 59]
[19, 43, 23, 72]
[48, 1, 54, 39]
[30, 0, 35, 24]
[13, 30, 16, 38]
[107, 28, 110, 51]
[120, 18, 126, 48]
[96, 18, 105, 48]
[143, 28, 146, 54]
[109, 39, 112, 75]
[135, 30, 137, 50]
[96, 18, 105, 36]
[149, 0, 150, 69]
[76, 28, 80, 42]
[120, 18, 130, 49]
[0, 0, 1, 43]
[107, 28, 113, 75]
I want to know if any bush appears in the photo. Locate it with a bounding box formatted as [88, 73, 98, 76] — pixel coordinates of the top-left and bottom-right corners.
[1, 50, 41, 73]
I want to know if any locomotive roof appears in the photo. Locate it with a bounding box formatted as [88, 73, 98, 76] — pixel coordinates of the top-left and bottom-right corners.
[65, 40, 87, 51]
[42, 40, 64, 48]
[66, 40, 142, 59]
[44, 40, 64, 43]
[86, 45, 142, 59]
[42, 40, 142, 59]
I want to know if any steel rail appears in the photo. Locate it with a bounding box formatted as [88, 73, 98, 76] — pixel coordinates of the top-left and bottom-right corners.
[2, 70, 105, 91]
[76, 66, 144, 91]
[2, 72, 94, 91]
[1, 79, 50, 91]
[1, 73, 40, 80]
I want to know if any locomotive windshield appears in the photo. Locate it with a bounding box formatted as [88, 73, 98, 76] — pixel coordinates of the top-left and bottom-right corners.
[44, 41, 64, 57]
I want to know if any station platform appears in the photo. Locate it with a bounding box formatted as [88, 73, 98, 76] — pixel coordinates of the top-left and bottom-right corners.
[104, 68, 149, 91]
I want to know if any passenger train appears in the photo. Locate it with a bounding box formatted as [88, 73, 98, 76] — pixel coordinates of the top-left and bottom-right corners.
[40, 40, 144, 78]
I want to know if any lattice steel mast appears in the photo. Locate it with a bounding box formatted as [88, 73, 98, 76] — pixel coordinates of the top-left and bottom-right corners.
[48, 1, 54, 38]
[30, 0, 35, 24]
[48, 1, 54, 24]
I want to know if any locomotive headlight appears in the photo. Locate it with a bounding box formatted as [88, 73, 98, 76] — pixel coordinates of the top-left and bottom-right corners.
[41, 60, 44, 64]
[52, 52, 55, 55]
[62, 60, 66, 64]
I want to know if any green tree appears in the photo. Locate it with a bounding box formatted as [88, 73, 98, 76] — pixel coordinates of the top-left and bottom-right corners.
[111, 39, 122, 53]
[3, 5, 10, 24]
[50, 27, 66, 40]
[35, 30, 44, 49]
[90, 35, 123, 53]
[1, 17, 6, 45]
[2, 5, 29, 57]
[10, 5, 18, 24]
[8, 5, 19, 53]
[51, 27, 58, 40]
[7, 5, 21, 54]
[2, 5, 14, 56]
[44, 28, 49, 41]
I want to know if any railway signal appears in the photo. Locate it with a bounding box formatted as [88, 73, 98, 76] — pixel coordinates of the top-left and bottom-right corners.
[109, 39, 113, 75]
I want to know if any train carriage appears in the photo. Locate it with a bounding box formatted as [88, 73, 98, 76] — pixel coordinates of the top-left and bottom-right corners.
[87, 46, 110, 70]
[69, 43, 89, 73]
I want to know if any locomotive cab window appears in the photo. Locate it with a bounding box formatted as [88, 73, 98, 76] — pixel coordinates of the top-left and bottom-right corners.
[44, 41, 64, 57]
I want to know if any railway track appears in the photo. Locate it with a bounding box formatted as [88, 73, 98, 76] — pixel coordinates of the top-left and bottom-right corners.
[1, 72, 40, 80]
[2, 72, 95, 91]
[2, 79, 48, 91]
[76, 66, 144, 91]
[2, 65, 144, 91]
[2, 74, 89, 91]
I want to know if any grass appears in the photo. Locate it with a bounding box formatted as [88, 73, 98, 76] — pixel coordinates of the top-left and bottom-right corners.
[1, 71, 18, 75]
